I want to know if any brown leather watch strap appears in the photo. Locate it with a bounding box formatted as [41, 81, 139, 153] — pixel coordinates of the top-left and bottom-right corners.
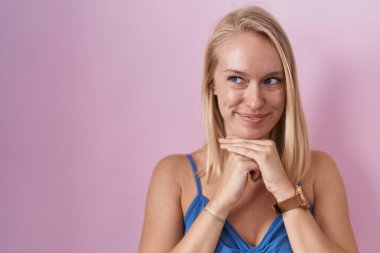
[272, 186, 309, 214]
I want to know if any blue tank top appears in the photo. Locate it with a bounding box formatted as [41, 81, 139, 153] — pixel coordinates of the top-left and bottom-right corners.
[183, 154, 314, 253]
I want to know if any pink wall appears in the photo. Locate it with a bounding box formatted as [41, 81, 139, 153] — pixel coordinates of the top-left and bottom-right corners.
[1, 0, 378, 252]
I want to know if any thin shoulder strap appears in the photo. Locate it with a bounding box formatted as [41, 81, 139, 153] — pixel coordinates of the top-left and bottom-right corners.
[186, 154, 202, 195]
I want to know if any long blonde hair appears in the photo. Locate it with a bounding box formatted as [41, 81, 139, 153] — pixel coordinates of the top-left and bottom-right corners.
[201, 6, 310, 185]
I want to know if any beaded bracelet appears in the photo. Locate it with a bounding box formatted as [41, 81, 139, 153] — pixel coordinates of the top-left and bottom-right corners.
[203, 207, 225, 223]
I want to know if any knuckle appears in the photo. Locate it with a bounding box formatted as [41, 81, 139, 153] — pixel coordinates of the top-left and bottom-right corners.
[262, 152, 270, 161]
[264, 146, 271, 153]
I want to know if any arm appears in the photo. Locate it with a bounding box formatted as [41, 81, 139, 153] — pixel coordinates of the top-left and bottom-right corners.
[138, 155, 183, 252]
[280, 151, 359, 253]
[138, 155, 236, 253]
[219, 139, 359, 253]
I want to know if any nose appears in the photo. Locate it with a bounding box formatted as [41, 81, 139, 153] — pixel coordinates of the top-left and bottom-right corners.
[244, 84, 265, 109]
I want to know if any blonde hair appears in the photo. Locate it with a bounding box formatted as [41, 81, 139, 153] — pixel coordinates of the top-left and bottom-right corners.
[201, 6, 310, 185]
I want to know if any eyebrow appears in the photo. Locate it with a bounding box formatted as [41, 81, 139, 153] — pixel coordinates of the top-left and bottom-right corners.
[224, 69, 284, 77]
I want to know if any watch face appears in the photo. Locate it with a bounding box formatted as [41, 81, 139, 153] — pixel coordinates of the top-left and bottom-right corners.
[296, 186, 310, 210]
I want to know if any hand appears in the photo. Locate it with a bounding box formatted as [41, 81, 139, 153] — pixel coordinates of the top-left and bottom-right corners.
[219, 137, 295, 202]
[210, 151, 259, 212]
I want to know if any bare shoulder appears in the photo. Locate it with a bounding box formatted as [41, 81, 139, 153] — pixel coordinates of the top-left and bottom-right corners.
[150, 154, 190, 193]
[139, 154, 190, 252]
[307, 150, 358, 252]
[300, 150, 344, 207]
[310, 150, 339, 173]
[153, 154, 188, 177]
[309, 150, 344, 194]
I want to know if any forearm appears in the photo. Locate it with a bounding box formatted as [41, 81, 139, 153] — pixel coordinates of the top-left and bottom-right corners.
[283, 208, 347, 253]
[170, 201, 230, 253]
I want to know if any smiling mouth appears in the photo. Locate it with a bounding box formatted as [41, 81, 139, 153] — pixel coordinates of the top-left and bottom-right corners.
[237, 112, 269, 125]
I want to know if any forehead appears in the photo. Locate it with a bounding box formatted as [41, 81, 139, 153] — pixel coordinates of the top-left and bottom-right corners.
[215, 32, 283, 76]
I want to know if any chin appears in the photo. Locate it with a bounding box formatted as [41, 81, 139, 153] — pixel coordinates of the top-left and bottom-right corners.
[243, 133, 269, 140]
[229, 127, 270, 140]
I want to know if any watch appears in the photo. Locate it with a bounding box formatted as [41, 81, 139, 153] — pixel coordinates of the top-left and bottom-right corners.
[272, 185, 310, 214]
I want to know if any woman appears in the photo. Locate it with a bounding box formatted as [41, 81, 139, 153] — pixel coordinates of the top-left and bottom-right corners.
[139, 6, 358, 253]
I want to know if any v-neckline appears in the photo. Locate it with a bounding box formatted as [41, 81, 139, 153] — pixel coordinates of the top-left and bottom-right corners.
[198, 194, 283, 250]
[184, 153, 312, 250]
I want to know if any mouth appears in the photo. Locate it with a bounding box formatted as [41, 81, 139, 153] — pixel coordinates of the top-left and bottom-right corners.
[237, 112, 269, 125]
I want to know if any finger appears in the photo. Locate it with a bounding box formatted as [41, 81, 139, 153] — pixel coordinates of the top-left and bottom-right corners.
[220, 137, 263, 143]
[225, 146, 260, 161]
[229, 153, 259, 167]
[220, 142, 265, 151]
[220, 137, 272, 146]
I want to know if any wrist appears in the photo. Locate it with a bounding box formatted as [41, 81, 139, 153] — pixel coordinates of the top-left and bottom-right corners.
[207, 198, 233, 219]
[272, 185, 310, 214]
[203, 207, 225, 223]
[273, 183, 296, 202]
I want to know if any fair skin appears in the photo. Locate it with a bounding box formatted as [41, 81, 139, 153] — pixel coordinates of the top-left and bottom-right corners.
[139, 32, 358, 252]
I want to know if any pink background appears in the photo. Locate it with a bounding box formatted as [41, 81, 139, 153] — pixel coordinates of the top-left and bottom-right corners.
[1, 0, 379, 252]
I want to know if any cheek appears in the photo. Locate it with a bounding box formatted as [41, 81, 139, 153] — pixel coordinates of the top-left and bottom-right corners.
[218, 88, 242, 107]
[274, 96, 286, 110]
[267, 90, 286, 110]
[277, 100, 286, 116]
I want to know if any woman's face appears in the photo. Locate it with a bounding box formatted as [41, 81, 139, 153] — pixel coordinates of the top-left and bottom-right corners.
[213, 32, 286, 140]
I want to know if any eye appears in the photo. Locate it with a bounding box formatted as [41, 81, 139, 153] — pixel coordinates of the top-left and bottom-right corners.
[263, 77, 282, 86]
[227, 76, 245, 85]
